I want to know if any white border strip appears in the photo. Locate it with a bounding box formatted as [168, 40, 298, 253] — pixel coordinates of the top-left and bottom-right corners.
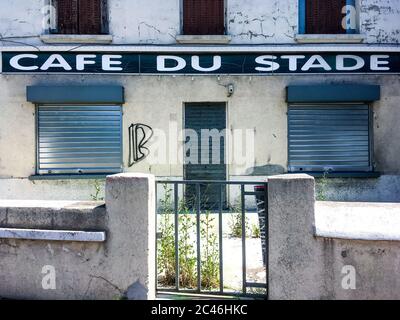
[0, 227, 106, 242]
[1, 45, 400, 53]
[314, 229, 400, 241]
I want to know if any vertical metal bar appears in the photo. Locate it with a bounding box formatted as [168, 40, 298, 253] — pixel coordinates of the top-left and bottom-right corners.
[241, 184, 247, 294]
[264, 182, 269, 300]
[35, 105, 39, 174]
[119, 105, 123, 172]
[196, 183, 201, 292]
[218, 183, 224, 293]
[155, 182, 158, 291]
[174, 183, 179, 291]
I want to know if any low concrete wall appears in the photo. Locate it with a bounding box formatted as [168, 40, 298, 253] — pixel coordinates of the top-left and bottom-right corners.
[2, 172, 399, 300]
[0, 173, 155, 300]
[315, 175, 400, 202]
[268, 174, 400, 300]
[0, 178, 105, 201]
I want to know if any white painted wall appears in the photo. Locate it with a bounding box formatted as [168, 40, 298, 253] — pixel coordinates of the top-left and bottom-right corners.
[0, 0, 399, 45]
[108, 0, 180, 44]
[227, 0, 298, 44]
[360, 0, 400, 43]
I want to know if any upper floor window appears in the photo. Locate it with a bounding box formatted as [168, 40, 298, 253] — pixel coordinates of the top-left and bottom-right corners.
[183, 0, 225, 35]
[50, 0, 108, 34]
[299, 0, 357, 34]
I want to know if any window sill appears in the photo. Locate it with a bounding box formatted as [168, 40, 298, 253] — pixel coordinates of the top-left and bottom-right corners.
[29, 174, 110, 181]
[294, 34, 365, 44]
[176, 35, 232, 44]
[40, 34, 113, 44]
[289, 171, 381, 179]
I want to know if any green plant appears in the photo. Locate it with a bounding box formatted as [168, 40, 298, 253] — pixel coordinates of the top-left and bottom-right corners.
[227, 198, 250, 238]
[247, 287, 267, 295]
[200, 211, 219, 290]
[251, 223, 260, 238]
[90, 179, 104, 201]
[157, 185, 220, 290]
[316, 172, 329, 201]
[157, 185, 176, 286]
[228, 213, 250, 238]
[177, 202, 197, 288]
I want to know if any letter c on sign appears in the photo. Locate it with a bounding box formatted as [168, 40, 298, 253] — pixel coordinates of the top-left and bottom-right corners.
[10, 54, 39, 71]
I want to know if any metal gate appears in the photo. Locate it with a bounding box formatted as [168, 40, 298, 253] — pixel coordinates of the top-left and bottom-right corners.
[155, 180, 268, 299]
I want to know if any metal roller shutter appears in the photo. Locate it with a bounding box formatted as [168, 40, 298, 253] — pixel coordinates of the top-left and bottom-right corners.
[184, 103, 226, 208]
[288, 104, 372, 172]
[37, 105, 122, 175]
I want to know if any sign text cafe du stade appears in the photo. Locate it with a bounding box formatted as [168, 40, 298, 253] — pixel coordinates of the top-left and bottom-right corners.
[3, 51, 400, 74]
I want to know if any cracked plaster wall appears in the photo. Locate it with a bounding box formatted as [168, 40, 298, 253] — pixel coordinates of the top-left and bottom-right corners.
[360, 0, 400, 44]
[227, 0, 298, 44]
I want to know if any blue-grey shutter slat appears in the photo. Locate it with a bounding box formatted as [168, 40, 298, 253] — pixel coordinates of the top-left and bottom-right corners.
[184, 103, 227, 209]
[288, 104, 371, 172]
[37, 105, 122, 174]
[184, 103, 226, 180]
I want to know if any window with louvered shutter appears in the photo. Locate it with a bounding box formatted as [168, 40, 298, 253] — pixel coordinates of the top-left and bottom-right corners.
[288, 104, 372, 172]
[305, 0, 346, 34]
[57, 0, 79, 34]
[183, 0, 225, 35]
[37, 105, 122, 175]
[55, 0, 106, 34]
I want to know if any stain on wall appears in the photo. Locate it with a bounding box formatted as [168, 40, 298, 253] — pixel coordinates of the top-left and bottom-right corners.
[360, 0, 400, 43]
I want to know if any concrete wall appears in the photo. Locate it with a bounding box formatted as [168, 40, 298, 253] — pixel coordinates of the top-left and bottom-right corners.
[0, 173, 155, 300]
[0, 74, 399, 201]
[2, 173, 399, 300]
[316, 175, 400, 202]
[268, 174, 400, 300]
[0, 0, 399, 46]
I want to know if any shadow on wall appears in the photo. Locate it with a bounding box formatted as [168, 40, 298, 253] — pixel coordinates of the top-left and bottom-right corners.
[245, 164, 285, 176]
[245, 165, 400, 203]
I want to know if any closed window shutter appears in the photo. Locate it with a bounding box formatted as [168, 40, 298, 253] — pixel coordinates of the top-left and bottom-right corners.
[183, 0, 224, 35]
[56, 0, 103, 34]
[288, 104, 371, 172]
[184, 103, 227, 209]
[306, 0, 346, 34]
[78, 0, 102, 34]
[57, 0, 79, 34]
[37, 105, 122, 175]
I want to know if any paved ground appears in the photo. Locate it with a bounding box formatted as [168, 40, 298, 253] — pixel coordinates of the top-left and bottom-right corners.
[222, 237, 266, 293]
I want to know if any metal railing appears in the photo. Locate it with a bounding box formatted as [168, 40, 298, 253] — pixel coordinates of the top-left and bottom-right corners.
[155, 180, 268, 299]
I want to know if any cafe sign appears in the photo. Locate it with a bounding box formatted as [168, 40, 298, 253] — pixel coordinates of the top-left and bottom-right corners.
[2, 52, 399, 74]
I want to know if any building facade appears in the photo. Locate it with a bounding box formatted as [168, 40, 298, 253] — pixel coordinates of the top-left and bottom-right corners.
[0, 0, 399, 201]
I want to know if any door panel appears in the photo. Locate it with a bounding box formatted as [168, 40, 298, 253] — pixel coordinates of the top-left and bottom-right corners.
[184, 103, 226, 209]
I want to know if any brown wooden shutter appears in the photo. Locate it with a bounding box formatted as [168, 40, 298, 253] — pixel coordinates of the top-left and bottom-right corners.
[57, 0, 79, 34]
[78, 0, 102, 34]
[57, 0, 102, 34]
[306, 0, 346, 34]
[183, 0, 225, 35]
